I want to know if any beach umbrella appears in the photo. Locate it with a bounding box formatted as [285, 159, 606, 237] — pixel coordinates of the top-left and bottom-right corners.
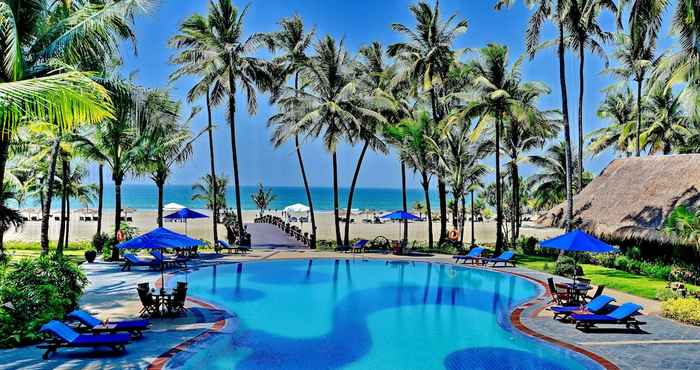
[539, 229, 616, 281]
[117, 227, 204, 288]
[164, 202, 186, 211]
[380, 211, 421, 239]
[283, 203, 310, 212]
[164, 208, 208, 235]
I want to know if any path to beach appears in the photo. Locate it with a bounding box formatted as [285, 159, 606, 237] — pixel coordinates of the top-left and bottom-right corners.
[247, 223, 305, 249]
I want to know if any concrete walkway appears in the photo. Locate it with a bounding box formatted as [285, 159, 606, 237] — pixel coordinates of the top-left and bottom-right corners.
[246, 222, 306, 249]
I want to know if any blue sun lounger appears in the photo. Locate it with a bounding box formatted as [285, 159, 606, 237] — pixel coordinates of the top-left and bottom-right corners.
[66, 310, 151, 338]
[453, 247, 485, 264]
[482, 251, 516, 267]
[570, 302, 645, 331]
[350, 239, 369, 253]
[38, 320, 130, 359]
[150, 250, 188, 268]
[549, 295, 616, 320]
[121, 254, 159, 271]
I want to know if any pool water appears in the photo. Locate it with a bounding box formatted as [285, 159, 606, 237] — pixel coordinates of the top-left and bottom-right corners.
[171, 259, 601, 370]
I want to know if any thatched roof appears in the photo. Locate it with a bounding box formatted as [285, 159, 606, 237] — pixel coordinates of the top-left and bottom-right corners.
[537, 154, 700, 243]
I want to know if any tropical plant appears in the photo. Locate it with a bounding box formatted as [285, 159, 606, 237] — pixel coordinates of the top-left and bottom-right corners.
[192, 174, 228, 214]
[0, 186, 22, 256]
[56, 164, 97, 254]
[251, 183, 277, 217]
[413, 201, 426, 218]
[266, 14, 318, 247]
[563, 0, 616, 190]
[388, 0, 468, 245]
[664, 206, 700, 248]
[589, 87, 636, 157]
[640, 83, 690, 154]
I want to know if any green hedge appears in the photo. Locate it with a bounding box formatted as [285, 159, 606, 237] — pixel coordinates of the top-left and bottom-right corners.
[0, 254, 88, 347]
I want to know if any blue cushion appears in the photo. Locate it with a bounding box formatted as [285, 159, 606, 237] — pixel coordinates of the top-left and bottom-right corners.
[608, 303, 642, 320]
[40, 320, 80, 343]
[113, 319, 150, 330]
[586, 295, 616, 313]
[72, 333, 131, 346]
[570, 314, 612, 322]
[67, 310, 101, 328]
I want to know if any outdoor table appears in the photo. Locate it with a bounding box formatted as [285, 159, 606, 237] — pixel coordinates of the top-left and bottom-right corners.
[563, 283, 592, 304]
[152, 290, 174, 315]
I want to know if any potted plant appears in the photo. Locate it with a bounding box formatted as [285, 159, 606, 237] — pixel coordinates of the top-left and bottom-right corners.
[84, 249, 97, 263]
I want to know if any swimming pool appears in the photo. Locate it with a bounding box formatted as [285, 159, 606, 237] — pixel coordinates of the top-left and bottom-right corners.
[168, 259, 602, 370]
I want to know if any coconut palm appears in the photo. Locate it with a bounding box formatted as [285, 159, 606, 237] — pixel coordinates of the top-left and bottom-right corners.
[388, 0, 468, 245]
[0, 186, 23, 256]
[266, 15, 318, 247]
[71, 127, 108, 236]
[448, 43, 520, 253]
[192, 174, 228, 213]
[251, 183, 277, 218]
[563, 0, 616, 190]
[528, 141, 590, 212]
[496, 0, 576, 233]
[589, 87, 637, 157]
[57, 164, 96, 255]
[293, 36, 382, 246]
[386, 111, 435, 248]
[640, 84, 690, 155]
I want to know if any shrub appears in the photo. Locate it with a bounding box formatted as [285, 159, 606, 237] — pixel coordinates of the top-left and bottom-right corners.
[91, 232, 109, 253]
[625, 245, 642, 260]
[554, 256, 583, 278]
[613, 255, 641, 274]
[639, 262, 673, 280]
[517, 236, 538, 255]
[656, 288, 685, 301]
[0, 254, 88, 347]
[661, 298, 700, 326]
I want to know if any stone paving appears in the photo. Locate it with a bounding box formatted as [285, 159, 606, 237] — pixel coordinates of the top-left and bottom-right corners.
[1, 237, 699, 369]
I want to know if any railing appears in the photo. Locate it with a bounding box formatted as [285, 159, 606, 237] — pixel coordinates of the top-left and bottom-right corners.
[254, 215, 315, 247]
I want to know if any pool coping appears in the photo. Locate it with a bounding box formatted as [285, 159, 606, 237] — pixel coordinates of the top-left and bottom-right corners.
[146, 257, 619, 370]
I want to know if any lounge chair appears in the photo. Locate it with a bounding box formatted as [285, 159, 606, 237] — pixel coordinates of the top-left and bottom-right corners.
[549, 295, 616, 321]
[150, 250, 187, 269]
[570, 302, 645, 331]
[121, 254, 159, 272]
[482, 251, 516, 267]
[37, 320, 130, 359]
[66, 310, 151, 338]
[586, 285, 606, 302]
[216, 240, 238, 254]
[453, 247, 485, 264]
[350, 239, 369, 253]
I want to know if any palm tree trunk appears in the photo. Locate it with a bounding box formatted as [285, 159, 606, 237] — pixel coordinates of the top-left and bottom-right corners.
[459, 193, 466, 247]
[57, 158, 68, 254]
[227, 77, 244, 237]
[156, 178, 165, 227]
[401, 161, 408, 245]
[428, 89, 448, 245]
[206, 90, 219, 243]
[294, 73, 316, 248]
[97, 163, 103, 236]
[112, 176, 122, 260]
[636, 78, 643, 157]
[41, 137, 61, 254]
[495, 113, 503, 254]
[470, 189, 475, 248]
[663, 140, 671, 155]
[343, 139, 370, 246]
[0, 135, 10, 253]
[332, 151, 342, 246]
[577, 47, 585, 191]
[558, 21, 574, 232]
[510, 159, 519, 247]
[64, 189, 71, 253]
[421, 170, 433, 249]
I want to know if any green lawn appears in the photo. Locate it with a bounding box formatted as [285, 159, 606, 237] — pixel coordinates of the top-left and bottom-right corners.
[6, 249, 85, 265]
[517, 255, 699, 300]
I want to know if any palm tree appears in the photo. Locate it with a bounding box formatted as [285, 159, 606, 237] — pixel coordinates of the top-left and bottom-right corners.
[173, 0, 273, 238]
[563, 0, 616, 190]
[57, 164, 96, 254]
[71, 127, 109, 236]
[192, 174, 228, 213]
[251, 183, 277, 218]
[589, 87, 637, 157]
[386, 111, 435, 248]
[388, 0, 468, 245]
[640, 84, 690, 154]
[266, 15, 318, 247]
[293, 36, 381, 246]
[608, 32, 660, 157]
[497, 0, 576, 233]
[136, 97, 201, 227]
[0, 186, 23, 257]
[448, 44, 519, 253]
[528, 141, 590, 212]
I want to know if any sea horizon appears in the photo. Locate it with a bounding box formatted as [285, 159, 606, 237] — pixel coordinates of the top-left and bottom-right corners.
[18, 184, 443, 212]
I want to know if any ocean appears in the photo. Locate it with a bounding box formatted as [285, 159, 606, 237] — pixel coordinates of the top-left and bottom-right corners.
[22, 184, 442, 211]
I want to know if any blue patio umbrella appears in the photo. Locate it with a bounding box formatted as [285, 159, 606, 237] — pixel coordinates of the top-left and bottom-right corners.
[164, 208, 208, 235]
[540, 229, 615, 281]
[380, 211, 421, 239]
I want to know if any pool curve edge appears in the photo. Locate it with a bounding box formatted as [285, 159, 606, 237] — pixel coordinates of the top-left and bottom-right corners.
[146, 258, 620, 370]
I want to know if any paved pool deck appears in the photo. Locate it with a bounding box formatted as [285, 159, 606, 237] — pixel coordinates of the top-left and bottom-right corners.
[1, 244, 698, 369]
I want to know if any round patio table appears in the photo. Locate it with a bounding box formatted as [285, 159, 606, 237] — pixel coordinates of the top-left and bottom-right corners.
[563, 283, 592, 304]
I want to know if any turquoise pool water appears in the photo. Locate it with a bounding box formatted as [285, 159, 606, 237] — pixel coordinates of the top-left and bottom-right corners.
[171, 259, 602, 370]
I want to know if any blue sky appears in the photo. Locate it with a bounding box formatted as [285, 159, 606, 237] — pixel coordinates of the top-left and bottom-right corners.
[113, 0, 676, 189]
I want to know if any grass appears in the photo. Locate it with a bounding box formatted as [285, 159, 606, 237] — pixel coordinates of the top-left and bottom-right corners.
[5, 240, 92, 251]
[517, 255, 700, 301]
[5, 250, 85, 265]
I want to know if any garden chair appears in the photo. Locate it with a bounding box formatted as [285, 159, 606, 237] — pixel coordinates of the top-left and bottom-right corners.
[168, 282, 188, 315]
[137, 285, 160, 318]
[571, 302, 645, 331]
[66, 310, 151, 338]
[482, 251, 516, 267]
[549, 295, 616, 321]
[453, 247, 485, 264]
[548, 278, 572, 306]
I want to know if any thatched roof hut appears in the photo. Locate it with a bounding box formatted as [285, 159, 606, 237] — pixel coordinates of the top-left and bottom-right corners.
[537, 154, 700, 244]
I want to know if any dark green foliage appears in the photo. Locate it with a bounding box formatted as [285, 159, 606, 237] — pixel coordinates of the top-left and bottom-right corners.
[0, 254, 88, 347]
[91, 232, 109, 253]
[554, 255, 583, 277]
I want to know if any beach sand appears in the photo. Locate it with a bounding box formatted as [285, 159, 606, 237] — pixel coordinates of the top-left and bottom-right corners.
[6, 209, 563, 245]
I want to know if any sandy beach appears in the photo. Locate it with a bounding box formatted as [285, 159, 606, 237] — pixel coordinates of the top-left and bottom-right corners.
[6, 209, 563, 245]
